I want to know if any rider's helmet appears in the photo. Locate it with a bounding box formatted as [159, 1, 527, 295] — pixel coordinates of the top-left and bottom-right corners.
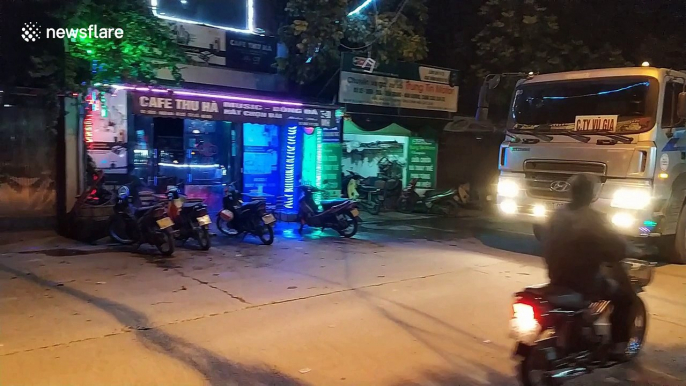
[568, 173, 596, 208]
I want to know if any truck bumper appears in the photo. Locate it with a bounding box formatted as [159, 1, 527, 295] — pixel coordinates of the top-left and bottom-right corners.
[496, 196, 660, 238]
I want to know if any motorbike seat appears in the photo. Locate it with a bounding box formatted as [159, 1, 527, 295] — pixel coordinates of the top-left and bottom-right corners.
[134, 206, 154, 217]
[358, 185, 381, 194]
[525, 284, 590, 310]
[425, 188, 456, 198]
[321, 199, 348, 210]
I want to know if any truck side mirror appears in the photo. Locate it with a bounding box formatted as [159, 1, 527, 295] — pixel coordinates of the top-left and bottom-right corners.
[488, 75, 502, 90]
[677, 91, 686, 120]
[476, 75, 501, 122]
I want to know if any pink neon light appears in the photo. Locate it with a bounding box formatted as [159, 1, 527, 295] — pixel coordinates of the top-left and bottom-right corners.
[112, 85, 303, 106]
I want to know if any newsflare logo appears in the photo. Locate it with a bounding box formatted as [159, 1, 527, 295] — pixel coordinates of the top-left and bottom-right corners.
[21, 23, 124, 43]
[21, 22, 41, 42]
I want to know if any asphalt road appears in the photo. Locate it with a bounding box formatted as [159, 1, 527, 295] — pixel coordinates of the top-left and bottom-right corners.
[0, 215, 684, 386]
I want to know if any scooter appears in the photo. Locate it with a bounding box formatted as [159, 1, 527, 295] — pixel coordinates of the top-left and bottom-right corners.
[512, 259, 654, 385]
[216, 182, 276, 245]
[397, 178, 462, 215]
[297, 185, 360, 238]
[108, 184, 176, 256]
[343, 170, 381, 215]
[163, 184, 212, 250]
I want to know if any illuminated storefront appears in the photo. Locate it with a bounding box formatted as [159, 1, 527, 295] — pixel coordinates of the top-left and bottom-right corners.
[87, 86, 341, 213]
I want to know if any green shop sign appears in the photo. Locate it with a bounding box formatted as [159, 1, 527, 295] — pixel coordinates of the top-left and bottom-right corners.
[407, 138, 437, 189]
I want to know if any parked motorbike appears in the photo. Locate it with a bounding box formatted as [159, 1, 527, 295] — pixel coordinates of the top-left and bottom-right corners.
[164, 184, 212, 250]
[511, 259, 654, 386]
[397, 178, 462, 215]
[215, 182, 276, 245]
[342, 170, 381, 215]
[108, 184, 176, 256]
[298, 185, 360, 237]
[376, 157, 404, 209]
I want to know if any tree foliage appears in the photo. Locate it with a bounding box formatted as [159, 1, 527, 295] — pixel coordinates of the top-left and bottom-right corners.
[278, 0, 428, 85]
[472, 0, 629, 79]
[30, 0, 187, 92]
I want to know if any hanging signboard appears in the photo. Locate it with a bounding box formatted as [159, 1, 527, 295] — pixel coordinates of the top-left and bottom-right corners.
[339, 53, 458, 112]
[169, 22, 226, 66]
[130, 90, 337, 128]
[225, 31, 277, 73]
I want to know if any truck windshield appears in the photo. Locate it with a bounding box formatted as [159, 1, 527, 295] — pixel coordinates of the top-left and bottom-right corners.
[510, 76, 659, 133]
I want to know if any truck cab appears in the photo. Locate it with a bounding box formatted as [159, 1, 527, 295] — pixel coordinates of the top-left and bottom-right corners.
[495, 67, 686, 263]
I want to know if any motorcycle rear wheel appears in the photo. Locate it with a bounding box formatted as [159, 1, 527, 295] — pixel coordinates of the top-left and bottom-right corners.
[397, 197, 413, 214]
[337, 212, 358, 238]
[216, 214, 236, 236]
[519, 349, 553, 386]
[108, 214, 137, 245]
[367, 198, 381, 215]
[155, 230, 175, 256]
[196, 225, 211, 251]
[258, 225, 275, 245]
[627, 297, 647, 359]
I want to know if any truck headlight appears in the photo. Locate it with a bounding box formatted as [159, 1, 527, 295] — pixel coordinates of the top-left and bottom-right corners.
[611, 188, 652, 210]
[498, 179, 521, 198]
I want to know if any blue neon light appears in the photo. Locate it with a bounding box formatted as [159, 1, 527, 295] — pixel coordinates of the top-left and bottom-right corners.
[150, 0, 255, 34]
[542, 82, 649, 100]
[284, 126, 297, 209]
[349, 0, 374, 16]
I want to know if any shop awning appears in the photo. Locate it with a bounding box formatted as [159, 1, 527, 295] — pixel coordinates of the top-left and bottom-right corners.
[443, 117, 501, 133]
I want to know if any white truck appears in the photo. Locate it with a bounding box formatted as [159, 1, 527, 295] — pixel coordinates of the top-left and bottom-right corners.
[486, 67, 686, 263]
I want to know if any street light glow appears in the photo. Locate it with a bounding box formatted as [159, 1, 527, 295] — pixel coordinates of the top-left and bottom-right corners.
[349, 0, 374, 16]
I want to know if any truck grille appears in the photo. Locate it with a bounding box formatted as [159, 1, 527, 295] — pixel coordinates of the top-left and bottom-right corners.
[523, 161, 606, 201]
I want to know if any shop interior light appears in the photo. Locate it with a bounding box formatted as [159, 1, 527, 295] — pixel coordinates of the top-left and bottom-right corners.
[150, 0, 254, 34]
[159, 163, 220, 168]
[111, 85, 304, 107]
[283, 126, 297, 209]
[315, 127, 323, 205]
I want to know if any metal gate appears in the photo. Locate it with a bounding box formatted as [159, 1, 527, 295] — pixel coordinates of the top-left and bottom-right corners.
[0, 101, 56, 229]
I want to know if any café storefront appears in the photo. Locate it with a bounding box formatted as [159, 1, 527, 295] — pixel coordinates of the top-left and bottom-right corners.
[90, 86, 342, 213]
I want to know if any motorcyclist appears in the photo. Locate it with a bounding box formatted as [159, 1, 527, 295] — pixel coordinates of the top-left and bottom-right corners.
[542, 173, 637, 360]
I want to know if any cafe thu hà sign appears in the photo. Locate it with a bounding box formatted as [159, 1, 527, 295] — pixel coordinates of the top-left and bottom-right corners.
[131, 91, 337, 128]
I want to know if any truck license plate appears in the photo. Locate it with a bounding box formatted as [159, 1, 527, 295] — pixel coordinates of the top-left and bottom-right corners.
[552, 202, 566, 210]
[197, 215, 212, 226]
[156, 217, 174, 229]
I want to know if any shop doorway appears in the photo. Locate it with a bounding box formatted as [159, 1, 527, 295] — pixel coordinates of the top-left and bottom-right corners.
[242, 123, 280, 199]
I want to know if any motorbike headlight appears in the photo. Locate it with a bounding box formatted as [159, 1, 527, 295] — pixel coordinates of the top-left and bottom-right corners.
[497, 178, 521, 198]
[611, 187, 652, 210]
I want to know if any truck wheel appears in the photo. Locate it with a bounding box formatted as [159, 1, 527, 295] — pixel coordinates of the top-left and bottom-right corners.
[532, 224, 545, 242]
[669, 206, 686, 264]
